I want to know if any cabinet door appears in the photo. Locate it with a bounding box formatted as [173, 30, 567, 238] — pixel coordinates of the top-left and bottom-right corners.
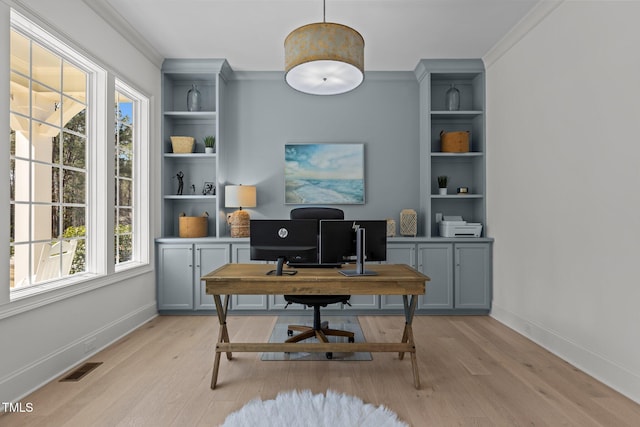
[230, 243, 268, 309]
[381, 243, 416, 309]
[454, 243, 491, 309]
[195, 244, 230, 310]
[157, 244, 194, 310]
[418, 244, 453, 309]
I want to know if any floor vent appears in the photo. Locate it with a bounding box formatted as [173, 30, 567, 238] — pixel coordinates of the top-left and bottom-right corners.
[59, 362, 103, 382]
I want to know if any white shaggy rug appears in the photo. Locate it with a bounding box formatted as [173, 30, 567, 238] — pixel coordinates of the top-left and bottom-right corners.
[220, 389, 409, 427]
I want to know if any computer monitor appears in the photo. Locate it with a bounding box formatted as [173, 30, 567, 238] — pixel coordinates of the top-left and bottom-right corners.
[250, 219, 318, 275]
[319, 220, 387, 275]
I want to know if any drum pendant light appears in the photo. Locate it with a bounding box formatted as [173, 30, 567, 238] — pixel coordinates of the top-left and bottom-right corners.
[284, 0, 364, 95]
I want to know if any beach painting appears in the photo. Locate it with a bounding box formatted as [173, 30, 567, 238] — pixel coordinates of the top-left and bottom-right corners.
[285, 143, 365, 204]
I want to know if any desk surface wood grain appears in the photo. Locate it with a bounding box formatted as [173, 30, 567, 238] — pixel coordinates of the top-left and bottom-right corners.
[203, 263, 429, 295]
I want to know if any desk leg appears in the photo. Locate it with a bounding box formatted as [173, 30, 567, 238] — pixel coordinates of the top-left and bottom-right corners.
[211, 294, 230, 390]
[400, 295, 420, 389]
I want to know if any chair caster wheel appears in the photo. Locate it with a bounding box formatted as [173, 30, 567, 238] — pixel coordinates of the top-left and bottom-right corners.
[326, 352, 333, 359]
[287, 330, 293, 336]
[348, 337, 355, 343]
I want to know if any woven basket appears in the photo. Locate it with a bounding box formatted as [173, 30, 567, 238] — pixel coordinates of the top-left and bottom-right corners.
[440, 131, 470, 153]
[170, 136, 195, 154]
[179, 212, 208, 238]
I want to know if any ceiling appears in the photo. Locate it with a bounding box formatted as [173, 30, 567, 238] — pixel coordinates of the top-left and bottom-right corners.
[86, 0, 541, 71]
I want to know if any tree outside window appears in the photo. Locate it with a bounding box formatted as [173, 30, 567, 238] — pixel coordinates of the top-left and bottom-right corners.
[114, 91, 134, 265]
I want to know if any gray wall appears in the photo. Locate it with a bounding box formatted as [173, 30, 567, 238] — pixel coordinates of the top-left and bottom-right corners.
[221, 72, 420, 225]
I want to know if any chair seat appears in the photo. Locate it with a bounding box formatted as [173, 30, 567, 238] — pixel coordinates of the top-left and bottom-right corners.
[284, 295, 350, 306]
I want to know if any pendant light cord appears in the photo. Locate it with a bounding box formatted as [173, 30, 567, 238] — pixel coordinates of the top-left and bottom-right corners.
[323, 0, 326, 22]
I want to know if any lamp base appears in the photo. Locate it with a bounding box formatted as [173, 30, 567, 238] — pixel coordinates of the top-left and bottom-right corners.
[227, 209, 250, 238]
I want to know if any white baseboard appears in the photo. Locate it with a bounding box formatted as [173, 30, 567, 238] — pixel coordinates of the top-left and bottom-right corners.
[491, 304, 640, 404]
[0, 302, 157, 405]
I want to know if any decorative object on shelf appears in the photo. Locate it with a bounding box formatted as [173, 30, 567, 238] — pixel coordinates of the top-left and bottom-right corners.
[445, 83, 460, 111]
[204, 135, 216, 154]
[176, 171, 184, 195]
[400, 209, 417, 237]
[386, 218, 396, 237]
[285, 143, 365, 204]
[437, 175, 448, 195]
[457, 187, 469, 194]
[225, 185, 257, 238]
[170, 136, 195, 153]
[190, 184, 196, 194]
[203, 181, 215, 196]
[440, 130, 470, 153]
[186, 83, 201, 111]
[284, 0, 364, 95]
[178, 211, 209, 238]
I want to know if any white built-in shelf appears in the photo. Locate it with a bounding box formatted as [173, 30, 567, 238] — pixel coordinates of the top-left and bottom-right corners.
[431, 194, 484, 199]
[164, 195, 217, 200]
[164, 153, 217, 158]
[431, 152, 483, 157]
[164, 111, 217, 119]
[430, 110, 483, 119]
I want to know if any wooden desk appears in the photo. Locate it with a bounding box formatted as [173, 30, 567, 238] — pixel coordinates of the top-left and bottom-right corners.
[203, 263, 429, 389]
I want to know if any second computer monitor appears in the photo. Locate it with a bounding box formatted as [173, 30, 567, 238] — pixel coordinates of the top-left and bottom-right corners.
[319, 220, 387, 264]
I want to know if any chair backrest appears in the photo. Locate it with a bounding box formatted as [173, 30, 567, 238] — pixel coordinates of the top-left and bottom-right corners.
[35, 240, 78, 282]
[289, 207, 344, 221]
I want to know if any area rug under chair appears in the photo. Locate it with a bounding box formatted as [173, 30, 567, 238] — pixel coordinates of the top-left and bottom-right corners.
[261, 315, 372, 361]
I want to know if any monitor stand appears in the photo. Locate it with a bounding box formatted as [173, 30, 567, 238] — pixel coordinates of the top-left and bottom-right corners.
[266, 257, 297, 276]
[340, 228, 377, 276]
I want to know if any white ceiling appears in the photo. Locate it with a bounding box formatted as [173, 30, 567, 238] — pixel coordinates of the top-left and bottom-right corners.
[87, 0, 541, 71]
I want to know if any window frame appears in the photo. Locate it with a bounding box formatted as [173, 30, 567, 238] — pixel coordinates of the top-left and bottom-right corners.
[114, 79, 150, 272]
[5, 9, 151, 308]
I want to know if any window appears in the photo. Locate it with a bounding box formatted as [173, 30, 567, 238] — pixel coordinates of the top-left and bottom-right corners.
[114, 90, 134, 265]
[113, 80, 149, 272]
[10, 26, 89, 289]
[8, 11, 150, 297]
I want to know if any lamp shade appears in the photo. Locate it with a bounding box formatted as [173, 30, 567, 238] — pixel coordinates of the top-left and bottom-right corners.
[285, 22, 364, 95]
[225, 185, 256, 208]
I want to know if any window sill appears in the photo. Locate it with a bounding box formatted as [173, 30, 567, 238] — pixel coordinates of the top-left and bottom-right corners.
[2, 263, 152, 320]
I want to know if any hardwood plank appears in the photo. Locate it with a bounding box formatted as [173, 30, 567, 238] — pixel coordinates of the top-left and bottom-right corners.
[1, 315, 639, 427]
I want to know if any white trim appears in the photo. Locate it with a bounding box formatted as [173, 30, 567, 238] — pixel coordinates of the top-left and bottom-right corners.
[10, 10, 109, 293]
[0, 302, 157, 404]
[82, 0, 163, 68]
[115, 79, 151, 267]
[483, 0, 565, 69]
[1, 263, 152, 320]
[491, 304, 640, 404]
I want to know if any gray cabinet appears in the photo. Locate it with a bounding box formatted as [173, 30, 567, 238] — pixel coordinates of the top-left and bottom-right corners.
[157, 242, 229, 312]
[195, 244, 230, 310]
[157, 244, 194, 310]
[417, 243, 454, 309]
[454, 243, 491, 309]
[230, 243, 268, 310]
[417, 242, 491, 311]
[381, 243, 416, 309]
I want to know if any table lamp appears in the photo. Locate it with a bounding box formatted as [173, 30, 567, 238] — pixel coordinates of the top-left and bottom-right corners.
[225, 185, 257, 238]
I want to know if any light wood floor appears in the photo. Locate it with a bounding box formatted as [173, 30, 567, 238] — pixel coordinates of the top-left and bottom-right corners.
[2, 315, 639, 426]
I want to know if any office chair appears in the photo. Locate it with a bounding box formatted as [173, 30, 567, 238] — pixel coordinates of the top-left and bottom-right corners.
[285, 207, 355, 359]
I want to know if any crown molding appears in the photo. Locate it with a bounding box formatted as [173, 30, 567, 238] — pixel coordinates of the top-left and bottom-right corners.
[83, 0, 164, 68]
[483, 0, 564, 69]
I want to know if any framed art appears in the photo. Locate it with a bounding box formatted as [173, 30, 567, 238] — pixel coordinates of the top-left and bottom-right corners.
[285, 143, 365, 204]
[202, 181, 215, 196]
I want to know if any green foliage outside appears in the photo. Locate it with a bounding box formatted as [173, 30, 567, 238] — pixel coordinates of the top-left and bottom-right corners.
[61, 223, 132, 273]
